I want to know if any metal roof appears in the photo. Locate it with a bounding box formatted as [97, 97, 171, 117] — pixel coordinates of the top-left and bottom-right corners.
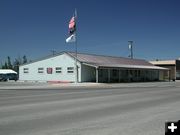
[150, 60, 176, 65]
[67, 52, 167, 70]
[67, 52, 153, 66]
[20, 51, 168, 70]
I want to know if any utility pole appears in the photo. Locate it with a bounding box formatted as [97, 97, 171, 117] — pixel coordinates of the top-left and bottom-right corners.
[128, 41, 133, 59]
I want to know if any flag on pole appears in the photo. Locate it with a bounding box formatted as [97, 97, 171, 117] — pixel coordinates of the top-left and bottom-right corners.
[69, 16, 76, 35]
[66, 9, 78, 83]
[69, 17, 75, 29]
[66, 34, 76, 43]
[66, 13, 76, 43]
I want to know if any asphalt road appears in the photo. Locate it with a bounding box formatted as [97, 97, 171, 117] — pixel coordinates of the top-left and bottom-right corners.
[0, 82, 180, 135]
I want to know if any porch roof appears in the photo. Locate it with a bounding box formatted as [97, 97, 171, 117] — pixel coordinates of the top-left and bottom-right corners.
[82, 62, 168, 70]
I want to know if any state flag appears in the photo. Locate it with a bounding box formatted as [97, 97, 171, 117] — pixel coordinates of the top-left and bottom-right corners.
[66, 34, 76, 43]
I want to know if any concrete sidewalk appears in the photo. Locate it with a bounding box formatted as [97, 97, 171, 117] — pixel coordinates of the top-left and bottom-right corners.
[51, 81, 177, 88]
[0, 81, 178, 90]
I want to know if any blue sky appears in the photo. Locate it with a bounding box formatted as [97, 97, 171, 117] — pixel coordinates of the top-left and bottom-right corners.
[0, 0, 180, 64]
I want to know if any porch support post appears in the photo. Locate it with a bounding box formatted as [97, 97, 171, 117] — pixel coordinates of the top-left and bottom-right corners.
[119, 68, 120, 82]
[108, 68, 110, 83]
[96, 67, 98, 83]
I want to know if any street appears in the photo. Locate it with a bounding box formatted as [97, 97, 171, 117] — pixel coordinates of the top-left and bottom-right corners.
[0, 82, 180, 135]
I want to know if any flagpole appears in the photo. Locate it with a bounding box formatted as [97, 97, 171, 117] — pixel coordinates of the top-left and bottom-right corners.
[75, 9, 78, 83]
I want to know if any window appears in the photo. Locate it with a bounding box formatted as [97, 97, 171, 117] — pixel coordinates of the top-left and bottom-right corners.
[47, 68, 53, 74]
[38, 68, 44, 73]
[137, 70, 140, 77]
[23, 68, 29, 73]
[99, 69, 103, 77]
[176, 71, 180, 79]
[56, 67, 62, 73]
[67, 67, 74, 73]
[112, 69, 118, 76]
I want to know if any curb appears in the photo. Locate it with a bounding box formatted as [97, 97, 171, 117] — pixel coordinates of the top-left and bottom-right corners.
[47, 81, 73, 84]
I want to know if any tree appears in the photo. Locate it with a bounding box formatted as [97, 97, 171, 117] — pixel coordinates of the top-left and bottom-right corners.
[23, 55, 27, 64]
[0, 62, 3, 69]
[2, 62, 8, 69]
[7, 56, 13, 69]
[13, 58, 20, 73]
[0, 55, 28, 72]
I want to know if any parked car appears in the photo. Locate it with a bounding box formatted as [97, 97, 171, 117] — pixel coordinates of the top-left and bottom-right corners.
[0, 74, 7, 81]
[0, 69, 18, 81]
[6, 73, 18, 81]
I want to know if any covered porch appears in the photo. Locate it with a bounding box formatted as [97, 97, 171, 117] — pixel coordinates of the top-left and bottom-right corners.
[95, 65, 169, 83]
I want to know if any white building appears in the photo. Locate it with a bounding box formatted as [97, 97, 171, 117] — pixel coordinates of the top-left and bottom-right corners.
[19, 52, 168, 83]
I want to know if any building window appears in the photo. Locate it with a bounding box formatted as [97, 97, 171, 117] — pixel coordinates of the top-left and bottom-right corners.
[176, 71, 180, 79]
[56, 67, 62, 73]
[38, 68, 44, 73]
[23, 68, 29, 73]
[47, 68, 53, 74]
[137, 70, 140, 77]
[67, 67, 74, 73]
[112, 69, 118, 76]
[99, 69, 103, 77]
